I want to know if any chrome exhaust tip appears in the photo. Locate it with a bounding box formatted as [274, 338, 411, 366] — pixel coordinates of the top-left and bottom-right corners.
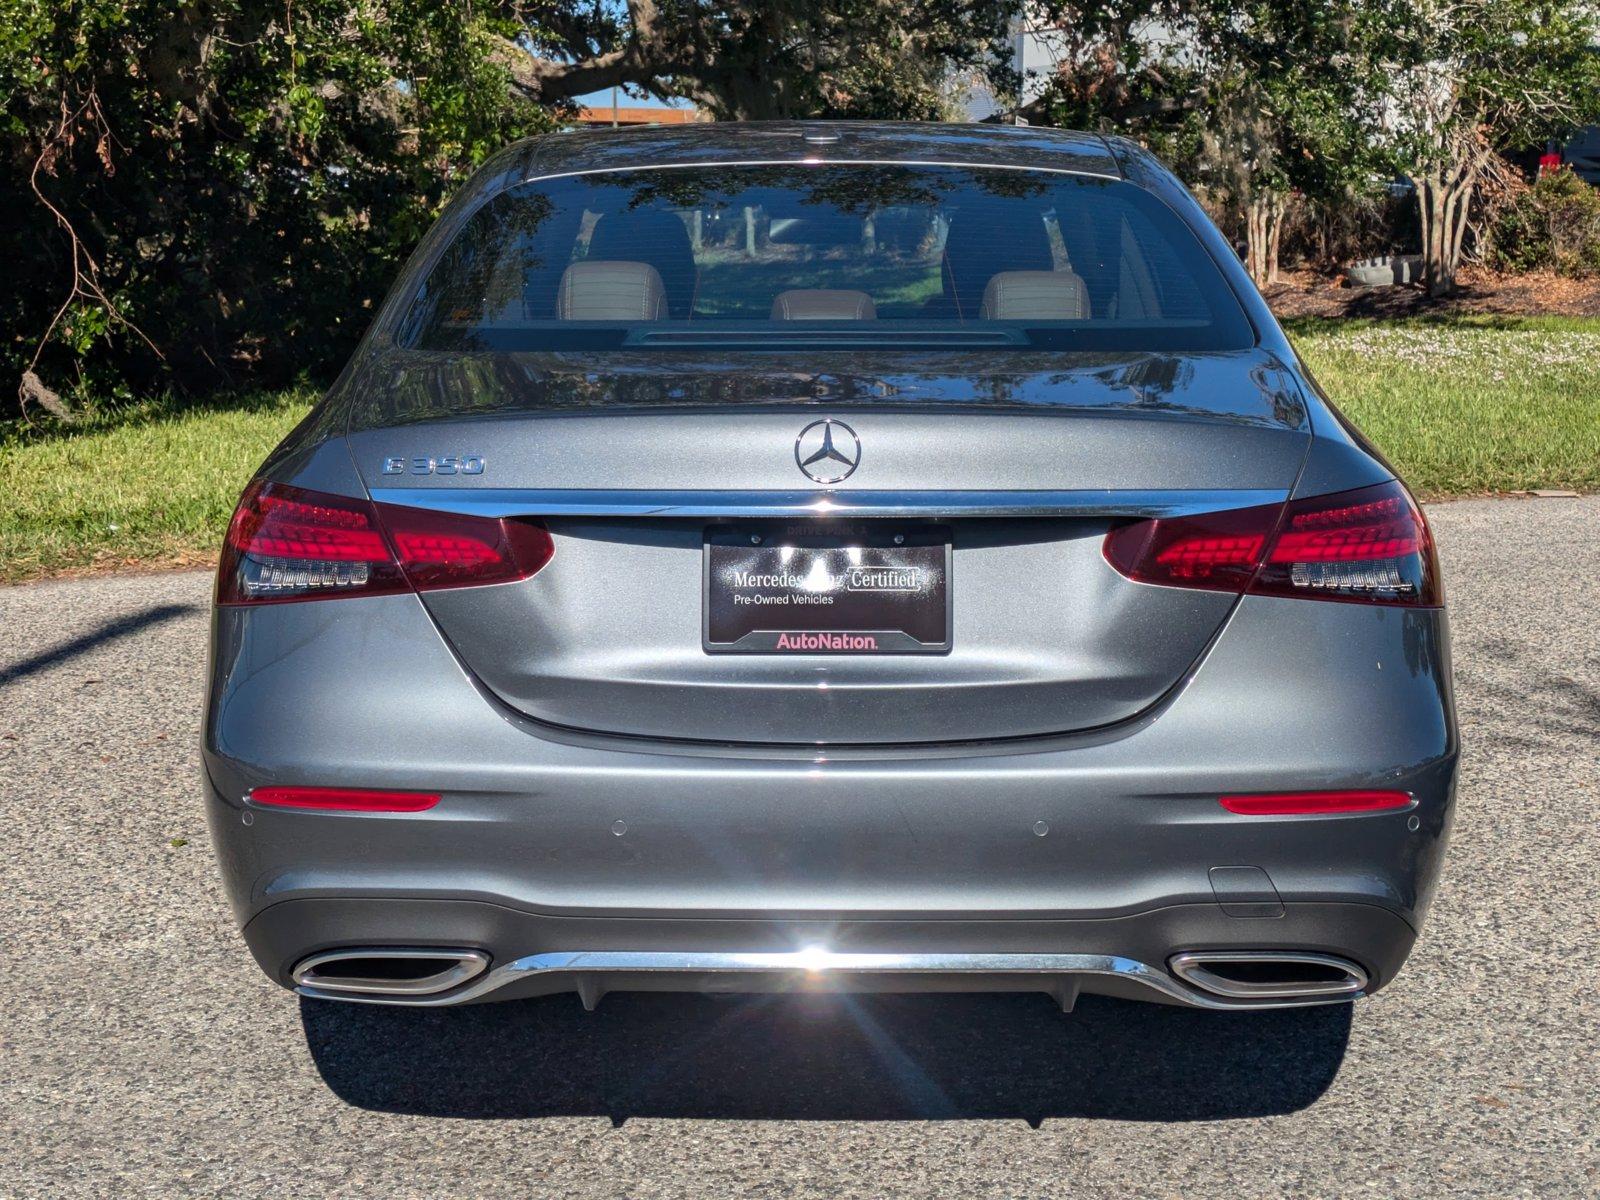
[1168, 951, 1368, 1000]
[292, 948, 490, 997]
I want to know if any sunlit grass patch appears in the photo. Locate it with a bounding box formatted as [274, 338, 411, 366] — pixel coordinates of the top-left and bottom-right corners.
[1287, 316, 1600, 498]
[0, 391, 314, 583]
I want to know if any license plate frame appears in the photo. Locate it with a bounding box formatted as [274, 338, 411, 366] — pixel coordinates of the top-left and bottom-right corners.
[702, 523, 952, 655]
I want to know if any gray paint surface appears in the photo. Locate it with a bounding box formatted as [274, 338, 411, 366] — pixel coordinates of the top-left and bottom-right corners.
[416, 514, 1246, 742]
[202, 585, 1452, 927]
[0, 498, 1590, 1195]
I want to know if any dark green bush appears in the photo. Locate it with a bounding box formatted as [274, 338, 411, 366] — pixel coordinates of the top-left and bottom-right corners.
[1489, 166, 1600, 276]
[2, 3, 560, 421]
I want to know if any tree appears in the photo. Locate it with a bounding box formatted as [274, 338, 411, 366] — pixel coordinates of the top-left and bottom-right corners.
[1357, 0, 1600, 296]
[1025, 1, 1376, 286]
[2, 1, 558, 414]
[1018, 2, 1209, 148]
[500, 0, 1018, 121]
[1206, 3, 1381, 286]
[1206, 91, 1293, 286]
[1, 1, 1018, 415]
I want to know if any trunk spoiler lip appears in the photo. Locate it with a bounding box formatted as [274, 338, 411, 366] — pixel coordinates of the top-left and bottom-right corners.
[366, 487, 1287, 521]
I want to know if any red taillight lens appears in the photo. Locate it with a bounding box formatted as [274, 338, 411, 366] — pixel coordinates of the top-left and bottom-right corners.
[1102, 480, 1440, 606]
[1101, 500, 1279, 594]
[1254, 484, 1439, 604]
[218, 481, 553, 604]
[219, 481, 403, 603]
[1220, 790, 1411, 815]
[376, 499, 555, 594]
[250, 786, 440, 812]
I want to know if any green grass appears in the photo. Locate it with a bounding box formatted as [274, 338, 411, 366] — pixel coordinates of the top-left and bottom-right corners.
[2, 316, 1596, 584]
[1286, 315, 1600, 498]
[0, 390, 314, 583]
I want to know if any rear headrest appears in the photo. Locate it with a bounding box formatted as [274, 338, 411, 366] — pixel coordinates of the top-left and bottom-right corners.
[942, 206, 1054, 314]
[770, 289, 877, 321]
[587, 212, 696, 318]
[978, 270, 1091, 321]
[556, 260, 667, 321]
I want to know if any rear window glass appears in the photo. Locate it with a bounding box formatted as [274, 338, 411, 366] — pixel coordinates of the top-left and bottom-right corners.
[399, 164, 1254, 353]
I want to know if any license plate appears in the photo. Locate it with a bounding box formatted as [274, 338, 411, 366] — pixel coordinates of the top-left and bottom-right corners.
[703, 525, 951, 654]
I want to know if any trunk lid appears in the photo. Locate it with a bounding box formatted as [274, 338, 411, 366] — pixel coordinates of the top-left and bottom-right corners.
[345, 349, 1309, 744]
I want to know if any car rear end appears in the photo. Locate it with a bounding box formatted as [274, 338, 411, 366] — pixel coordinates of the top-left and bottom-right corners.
[203, 127, 1457, 1011]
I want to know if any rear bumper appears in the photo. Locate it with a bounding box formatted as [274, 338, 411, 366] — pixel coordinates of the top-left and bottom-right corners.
[203, 590, 1458, 1009]
[238, 894, 1414, 1011]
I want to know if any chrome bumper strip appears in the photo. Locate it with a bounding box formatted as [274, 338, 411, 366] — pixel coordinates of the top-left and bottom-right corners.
[367, 487, 1286, 521]
[293, 948, 1364, 1010]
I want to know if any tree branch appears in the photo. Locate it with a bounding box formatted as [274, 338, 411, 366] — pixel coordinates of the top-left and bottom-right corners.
[22, 88, 162, 417]
[493, 0, 672, 104]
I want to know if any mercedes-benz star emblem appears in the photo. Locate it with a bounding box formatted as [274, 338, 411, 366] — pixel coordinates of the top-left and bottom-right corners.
[795, 419, 861, 484]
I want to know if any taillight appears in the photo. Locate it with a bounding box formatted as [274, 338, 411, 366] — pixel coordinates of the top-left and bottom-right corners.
[218, 481, 553, 604]
[1100, 500, 1277, 594]
[1103, 480, 1440, 606]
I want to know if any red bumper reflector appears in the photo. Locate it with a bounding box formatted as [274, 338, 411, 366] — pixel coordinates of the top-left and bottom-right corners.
[1219, 790, 1411, 815]
[249, 786, 440, 812]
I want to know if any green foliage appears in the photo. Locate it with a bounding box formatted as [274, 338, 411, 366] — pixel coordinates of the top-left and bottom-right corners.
[1353, 0, 1600, 293]
[1489, 168, 1600, 277]
[1025, 3, 1205, 145]
[1027, 2, 1386, 227]
[1, 1, 557, 416]
[1025, 0, 1600, 285]
[1358, 0, 1600, 176]
[515, 0, 1018, 122]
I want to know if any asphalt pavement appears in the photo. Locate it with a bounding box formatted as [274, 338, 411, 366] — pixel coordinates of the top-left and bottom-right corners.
[1, 497, 1596, 1198]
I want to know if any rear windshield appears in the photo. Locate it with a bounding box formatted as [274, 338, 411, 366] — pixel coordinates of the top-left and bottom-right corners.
[399, 164, 1254, 353]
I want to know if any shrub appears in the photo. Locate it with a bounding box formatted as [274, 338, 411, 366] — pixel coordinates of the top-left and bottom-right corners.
[1488, 166, 1600, 276]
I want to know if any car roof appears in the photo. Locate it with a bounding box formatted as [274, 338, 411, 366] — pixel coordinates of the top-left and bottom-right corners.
[511, 120, 1125, 182]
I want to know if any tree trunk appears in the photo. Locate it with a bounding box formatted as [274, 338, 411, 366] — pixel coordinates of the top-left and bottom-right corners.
[1418, 176, 1449, 296]
[1244, 192, 1285, 288]
[1416, 171, 1475, 298]
[1266, 196, 1283, 285]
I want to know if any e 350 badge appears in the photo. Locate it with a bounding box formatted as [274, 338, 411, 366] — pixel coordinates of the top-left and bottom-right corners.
[381, 455, 485, 476]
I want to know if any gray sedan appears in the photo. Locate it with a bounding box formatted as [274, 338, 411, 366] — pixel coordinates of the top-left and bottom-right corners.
[203, 122, 1456, 1015]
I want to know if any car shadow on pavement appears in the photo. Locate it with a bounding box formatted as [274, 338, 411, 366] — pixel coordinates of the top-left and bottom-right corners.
[301, 990, 1351, 1124]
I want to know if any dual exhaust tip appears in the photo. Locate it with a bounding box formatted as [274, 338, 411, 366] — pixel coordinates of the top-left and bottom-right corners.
[291, 945, 1369, 1004]
[1168, 951, 1368, 1000]
[292, 947, 490, 997]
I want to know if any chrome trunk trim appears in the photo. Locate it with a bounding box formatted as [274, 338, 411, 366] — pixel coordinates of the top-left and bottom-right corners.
[368, 487, 1286, 521]
[293, 948, 1362, 1010]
